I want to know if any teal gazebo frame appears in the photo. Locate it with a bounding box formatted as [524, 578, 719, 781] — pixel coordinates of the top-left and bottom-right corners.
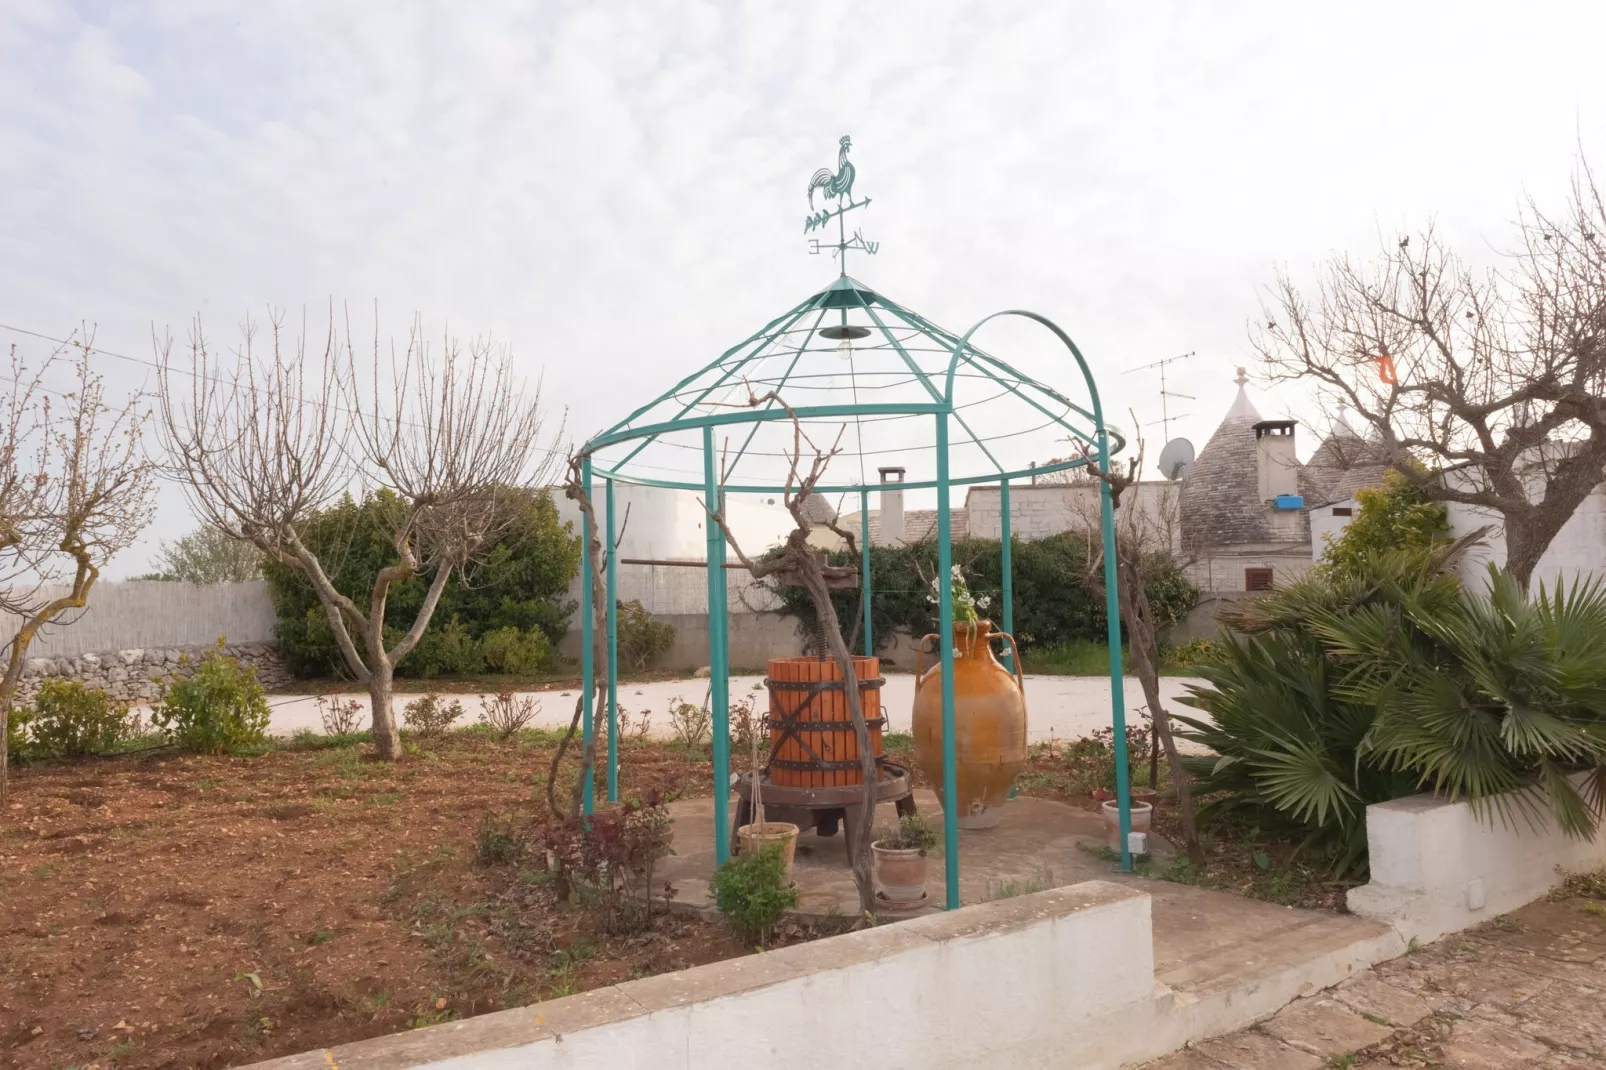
[572, 273, 1137, 910]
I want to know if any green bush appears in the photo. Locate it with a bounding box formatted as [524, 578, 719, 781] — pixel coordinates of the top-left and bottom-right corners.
[713, 843, 798, 946]
[402, 693, 463, 738]
[768, 534, 1197, 655]
[617, 600, 674, 670]
[479, 626, 553, 674]
[24, 681, 138, 759]
[264, 488, 579, 678]
[1319, 470, 1449, 578]
[6, 706, 27, 760]
[151, 648, 272, 754]
[1176, 539, 1606, 875]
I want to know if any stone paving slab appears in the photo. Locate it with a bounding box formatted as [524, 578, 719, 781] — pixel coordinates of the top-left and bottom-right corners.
[1191, 1029, 1325, 1068]
[1138, 890, 1606, 1070]
[1260, 996, 1395, 1057]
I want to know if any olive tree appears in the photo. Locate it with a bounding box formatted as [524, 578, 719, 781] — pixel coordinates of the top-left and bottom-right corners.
[156, 312, 562, 760]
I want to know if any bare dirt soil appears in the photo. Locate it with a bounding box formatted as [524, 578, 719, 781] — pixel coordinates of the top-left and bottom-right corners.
[0, 731, 740, 1070]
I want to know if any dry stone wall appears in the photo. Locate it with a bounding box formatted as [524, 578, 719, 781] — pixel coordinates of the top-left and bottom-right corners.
[16, 643, 292, 706]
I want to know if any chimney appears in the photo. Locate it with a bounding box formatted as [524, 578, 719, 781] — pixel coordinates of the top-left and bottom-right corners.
[877, 466, 905, 547]
[1252, 420, 1299, 502]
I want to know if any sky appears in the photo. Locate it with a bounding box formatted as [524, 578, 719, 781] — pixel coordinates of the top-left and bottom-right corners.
[3, 1, 1605, 576]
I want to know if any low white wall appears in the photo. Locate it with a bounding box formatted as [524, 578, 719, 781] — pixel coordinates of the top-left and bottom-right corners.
[1347, 782, 1606, 942]
[253, 882, 1165, 1070]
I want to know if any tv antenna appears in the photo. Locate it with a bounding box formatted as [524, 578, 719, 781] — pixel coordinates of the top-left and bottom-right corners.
[1124, 351, 1196, 443]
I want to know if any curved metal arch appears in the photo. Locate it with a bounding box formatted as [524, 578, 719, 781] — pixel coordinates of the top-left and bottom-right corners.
[945, 309, 1108, 440]
[940, 307, 1136, 876]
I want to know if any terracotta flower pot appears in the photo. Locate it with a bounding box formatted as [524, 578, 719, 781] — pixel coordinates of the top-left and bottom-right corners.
[912, 620, 1027, 830]
[1100, 800, 1153, 852]
[736, 821, 800, 882]
[872, 841, 929, 910]
[1130, 786, 1160, 808]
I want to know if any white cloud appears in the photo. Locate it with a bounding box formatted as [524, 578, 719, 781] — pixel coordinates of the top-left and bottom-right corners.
[1, 0, 1604, 573]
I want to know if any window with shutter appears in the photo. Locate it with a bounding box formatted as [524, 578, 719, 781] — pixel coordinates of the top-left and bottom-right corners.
[1244, 567, 1274, 592]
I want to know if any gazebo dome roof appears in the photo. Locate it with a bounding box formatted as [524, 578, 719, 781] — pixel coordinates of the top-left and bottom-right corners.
[582, 274, 1121, 496]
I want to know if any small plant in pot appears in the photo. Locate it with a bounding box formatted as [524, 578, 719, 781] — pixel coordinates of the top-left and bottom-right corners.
[872, 812, 939, 911]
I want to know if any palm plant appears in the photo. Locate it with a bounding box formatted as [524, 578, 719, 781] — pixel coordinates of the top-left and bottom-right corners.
[1333, 567, 1606, 838]
[1176, 535, 1606, 875]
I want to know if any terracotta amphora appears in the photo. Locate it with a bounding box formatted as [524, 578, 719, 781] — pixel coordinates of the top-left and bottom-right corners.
[912, 620, 1027, 830]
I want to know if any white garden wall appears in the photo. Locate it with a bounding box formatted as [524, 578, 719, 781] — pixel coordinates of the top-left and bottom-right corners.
[0, 580, 277, 658]
[1348, 781, 1606, 942]
[252, 882, 1170, 1070]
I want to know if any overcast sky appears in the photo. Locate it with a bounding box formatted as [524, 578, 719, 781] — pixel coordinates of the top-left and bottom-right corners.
[3, 1, 1605, 576]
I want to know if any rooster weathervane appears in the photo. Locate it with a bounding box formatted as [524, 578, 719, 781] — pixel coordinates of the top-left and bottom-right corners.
[804, 135, 878, 274]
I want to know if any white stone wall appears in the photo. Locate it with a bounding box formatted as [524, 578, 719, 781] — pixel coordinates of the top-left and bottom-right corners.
[1185, 554, 1314, 592]
[1306, 485, 1605, 585]
[1348, 777, 1606, 943]
[1448, 485, 1606, 589]
[965, 482, 1181, 552]
[552, 483, 795, 563]
[1309, 499, 1357, 560]
[252, 883, 1169, 1070]
[0, 580, 278, 659]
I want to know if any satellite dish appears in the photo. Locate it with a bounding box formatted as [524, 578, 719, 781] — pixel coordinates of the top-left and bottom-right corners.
[1158, 437, 1195, 481]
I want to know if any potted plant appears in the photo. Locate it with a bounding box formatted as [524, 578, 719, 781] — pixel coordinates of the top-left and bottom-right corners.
[1100, 797, 1154, 852]
[1130, 784, 1160, 808]
[872, 812, 939, 910]
[735, 731, 800, 883]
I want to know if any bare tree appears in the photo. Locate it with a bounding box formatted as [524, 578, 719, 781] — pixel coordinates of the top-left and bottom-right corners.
[1031, 457, 1102, 486]
[698, 393, 880, 916]
[146, 524, 262, 583]
[1073, 437, 1204, 865]
[1254, 160, 1606, 588]
[0, 334, 157, 800]
[156, 311, 563, 760]
[546, 455, 609, 821]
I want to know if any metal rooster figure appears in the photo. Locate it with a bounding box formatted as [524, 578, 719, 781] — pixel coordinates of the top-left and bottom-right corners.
[803, 135, 878, 273]
[807, 135, 856, 208]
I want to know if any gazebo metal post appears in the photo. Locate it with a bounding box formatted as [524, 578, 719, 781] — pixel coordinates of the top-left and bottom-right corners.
[999, 479, 1014, 671]
[935, 412, 961, 909]
[580, 457, 596, 816]
[703, 427, 732, 865]
[1097, 428, 1134, 872]
[860, 488, 872, 657]
[605, 479, 620, 804]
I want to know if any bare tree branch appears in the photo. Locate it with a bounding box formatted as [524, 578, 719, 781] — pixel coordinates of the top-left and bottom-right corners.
[0, 332, 157, 801]
[1254, 158, 1606, 587]
[155, 308, 565, 759]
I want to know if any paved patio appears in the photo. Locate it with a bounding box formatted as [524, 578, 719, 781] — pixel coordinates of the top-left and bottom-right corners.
[1140, 891, 1606, 1069]
[657, 789, 1161, 916]
[659, 788, 1403, 1034]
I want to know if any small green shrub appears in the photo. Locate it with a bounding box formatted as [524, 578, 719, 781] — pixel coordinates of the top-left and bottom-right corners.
[873, 812, 939, 853]
[617, 600, 674, 671]
[151, 647, 272, 754]
[6, 705, 28, 760]
[474, 812, 521, 866]
[25, 680, 138, 758]
[1161, 637, 1218, 670]
[1319, 470, 1449, 578]
[714, 843, 797, 946]
[479, 626, 552, 675]
[403, 693, 463, 738]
